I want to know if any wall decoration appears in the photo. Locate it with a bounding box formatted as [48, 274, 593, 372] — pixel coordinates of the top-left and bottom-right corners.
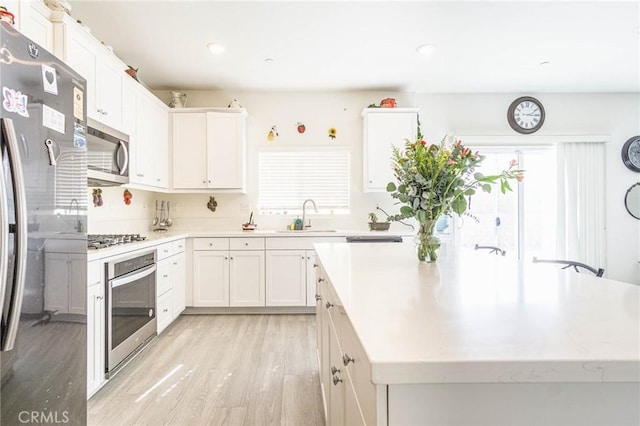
[207, 196, 218, 212]
[296, 122, 306, 133]
[123, 189, 132, 205]
[328, 127, 337, 139]
[267, 125, 278, 141]
[91, 188, 103, 207]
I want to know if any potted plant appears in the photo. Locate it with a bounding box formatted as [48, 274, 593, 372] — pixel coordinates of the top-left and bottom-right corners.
[368, 212, 390, 231]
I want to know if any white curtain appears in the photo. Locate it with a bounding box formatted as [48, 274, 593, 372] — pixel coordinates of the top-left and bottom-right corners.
[556, 142, 606, 271]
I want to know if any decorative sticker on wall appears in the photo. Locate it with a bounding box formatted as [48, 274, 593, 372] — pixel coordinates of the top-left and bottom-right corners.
[92, 188, 103, 207]
[328, 127, 337, 140]
[296, 122, 306, 134]
[267, 125, 278, 141]
[123, 189, 132, 205]
[207, 196, 218, 212]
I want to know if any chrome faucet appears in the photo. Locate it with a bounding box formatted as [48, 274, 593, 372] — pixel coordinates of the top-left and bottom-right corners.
[68, 198, 83, 233]
[302, 199, 317, 229]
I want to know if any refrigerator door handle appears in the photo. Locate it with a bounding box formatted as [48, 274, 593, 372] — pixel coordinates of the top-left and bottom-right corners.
[0, 139, 8, 322]
[1, 118, 28, 351]
[116, 140, 128, 176]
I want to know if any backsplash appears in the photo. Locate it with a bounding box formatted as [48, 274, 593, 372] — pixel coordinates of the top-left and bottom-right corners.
[87, 187, 156, 234]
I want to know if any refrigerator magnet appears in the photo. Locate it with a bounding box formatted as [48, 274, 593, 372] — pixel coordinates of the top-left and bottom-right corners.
[73, 123, 86, 148]
[2, 87, 29, 117]
[42, 104, 65, 134]
[73, 87, 84, 120]
[41, 64, 58, 95]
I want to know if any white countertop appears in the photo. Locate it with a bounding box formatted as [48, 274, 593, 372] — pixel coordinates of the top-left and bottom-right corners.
[314, 242, 640, 385]
[86, 229, 407, 261]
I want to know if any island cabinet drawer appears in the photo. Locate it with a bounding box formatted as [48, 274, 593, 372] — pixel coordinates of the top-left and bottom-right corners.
[342, 316, 377, 426]
[193, 238, 230, 251]
[156, 242, 174, 261]
[172, 239, 185, 254]
[230, 237, 265, 250]
[266, 236, 345, 250]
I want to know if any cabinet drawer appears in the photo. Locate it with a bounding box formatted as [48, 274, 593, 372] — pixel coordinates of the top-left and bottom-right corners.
[172, 239, 185, 254]
[87, 261, 102, 287]
[193, 238, 230, 251]
[265, 236, 345, 250]
[230, 237, 265, 250]
[157, 290, 173, 333]
[156, 241, 174, 260]
[157, 259, 172, 296]
[342, 316, 376, 426]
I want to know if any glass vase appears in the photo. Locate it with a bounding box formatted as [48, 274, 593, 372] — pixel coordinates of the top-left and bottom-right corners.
[416, 220, 441, 262]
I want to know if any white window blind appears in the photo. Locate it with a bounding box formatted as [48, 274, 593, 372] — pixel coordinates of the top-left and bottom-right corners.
[259, 151, 350, 214]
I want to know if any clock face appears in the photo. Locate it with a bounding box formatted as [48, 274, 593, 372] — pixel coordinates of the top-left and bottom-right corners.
[508, 96, 545, 134]
[622, 136, 640, 172]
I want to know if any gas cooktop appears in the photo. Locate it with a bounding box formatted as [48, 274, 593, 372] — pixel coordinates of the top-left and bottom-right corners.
[88, 234, 147, 250]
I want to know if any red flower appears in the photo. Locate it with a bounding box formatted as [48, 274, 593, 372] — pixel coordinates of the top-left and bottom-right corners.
[447, 159, 456, 166]
[461, 147, 471, 157]
[473, 151, 479, 159]
[516, 172, 524, 182]
[420, 140, 427, 146]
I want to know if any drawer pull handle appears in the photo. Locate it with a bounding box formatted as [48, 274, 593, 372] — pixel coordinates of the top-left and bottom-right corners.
[318, 277, 325, 283]
[163, 274, 168, 278]
[343, 353, 354, 366]
[163, 308, 169, 312]
[224, 256, 228, 260]
[245, 242, 249, 246]
[332, 375, 342, 386]
[301, 256, 305, 260]
[96, 295, 103, 300]
[331, 366, 340, 375]
[325, 301, 333, 309]
[313, 263, 318, 268]
[209, 243, 213, 246]
[173, 262, 178, 266]
[315, 294, 321, 301]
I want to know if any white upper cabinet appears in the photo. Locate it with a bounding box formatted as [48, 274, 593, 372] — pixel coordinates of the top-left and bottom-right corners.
[52, 13, 124, 131]
[8, 1, 54, 52]
[362, 108, 419, 192]
[171, 109, 247, 192]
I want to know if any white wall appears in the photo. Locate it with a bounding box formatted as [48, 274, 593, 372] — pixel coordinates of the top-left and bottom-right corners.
[90, 90, 639, 283]
[87, 186, 155, 234]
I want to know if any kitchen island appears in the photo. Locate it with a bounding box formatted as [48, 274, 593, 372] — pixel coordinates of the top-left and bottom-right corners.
[314, 242, 640, 426]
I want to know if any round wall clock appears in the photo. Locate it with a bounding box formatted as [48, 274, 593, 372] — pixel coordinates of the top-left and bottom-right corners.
[621, 136, 640, 172]
[507, 96, 545, 134]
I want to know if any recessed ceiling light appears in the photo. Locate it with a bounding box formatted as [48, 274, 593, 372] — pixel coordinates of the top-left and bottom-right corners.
[207, 43, 225, 54]
[416, 44, 436, 55]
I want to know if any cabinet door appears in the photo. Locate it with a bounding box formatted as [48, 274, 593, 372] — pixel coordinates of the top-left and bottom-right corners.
[193, 250, 229, 306]
[329, 319, 345, 426]
[364, 111, 417, 191]
[19, 4, 53, 52]
[157, 289, 173, 333]
[206, 112, 244, 189]
[229, 250, 265, 307]
[99, 55, 124, 130]
[172, 252, 186, 317]
[134, 91, 154, 185]
[153, 103, 169, 188]
[172, 113, 208, 189]
[44, 253, 69, 313]
[265, 250, 306, 306]
[305, 251, 317, 307]
[68, 255, 87, 315]
[65, 27, 99, 121]
[87, 283, 105, 397]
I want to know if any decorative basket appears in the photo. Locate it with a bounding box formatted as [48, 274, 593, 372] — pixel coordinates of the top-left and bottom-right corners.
[368, 222, 390, 231]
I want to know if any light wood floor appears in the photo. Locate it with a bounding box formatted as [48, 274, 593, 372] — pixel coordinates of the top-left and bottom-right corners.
[88, 315, 325, 426]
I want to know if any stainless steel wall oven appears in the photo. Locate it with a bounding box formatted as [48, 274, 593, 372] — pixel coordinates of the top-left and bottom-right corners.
[106, 250, 156, 378]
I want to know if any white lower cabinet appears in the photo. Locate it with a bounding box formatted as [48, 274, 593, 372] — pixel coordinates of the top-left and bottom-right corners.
[156, 239, 186, 333]
[193, 238, 265, 307]
[318, 263, 379, 426]
[44, 252, 87, 315]
[87, 260, 105, 398]
[265, 250, 306, 306]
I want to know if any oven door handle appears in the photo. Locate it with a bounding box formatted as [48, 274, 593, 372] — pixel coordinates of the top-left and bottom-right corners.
[110, 264, 156, 289]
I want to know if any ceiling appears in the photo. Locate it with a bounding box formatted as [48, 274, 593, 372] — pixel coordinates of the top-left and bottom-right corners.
[68, 1, 640, 93]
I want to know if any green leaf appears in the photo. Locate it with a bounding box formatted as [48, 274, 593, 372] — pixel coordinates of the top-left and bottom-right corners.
[386, 182, 396, 192]
[503, 179, 512, 193]
[452, 197, 467, 215]
[400, 205, 413, 216]
[416, 210, 427, 223]
[482, 184, 492, 193]
[464, 188, 476, 196]
[398, 184, 407, 194]
[474, 172, 485, 181]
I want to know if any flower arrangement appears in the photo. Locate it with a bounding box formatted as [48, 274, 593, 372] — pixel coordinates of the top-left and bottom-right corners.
[386, 128, 523, 261]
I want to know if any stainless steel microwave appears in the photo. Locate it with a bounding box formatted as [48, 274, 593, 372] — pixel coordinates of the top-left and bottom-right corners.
[86, 118, 129, 186]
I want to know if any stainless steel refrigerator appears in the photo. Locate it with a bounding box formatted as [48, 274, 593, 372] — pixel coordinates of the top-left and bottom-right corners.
[0, 22, 87, 425]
